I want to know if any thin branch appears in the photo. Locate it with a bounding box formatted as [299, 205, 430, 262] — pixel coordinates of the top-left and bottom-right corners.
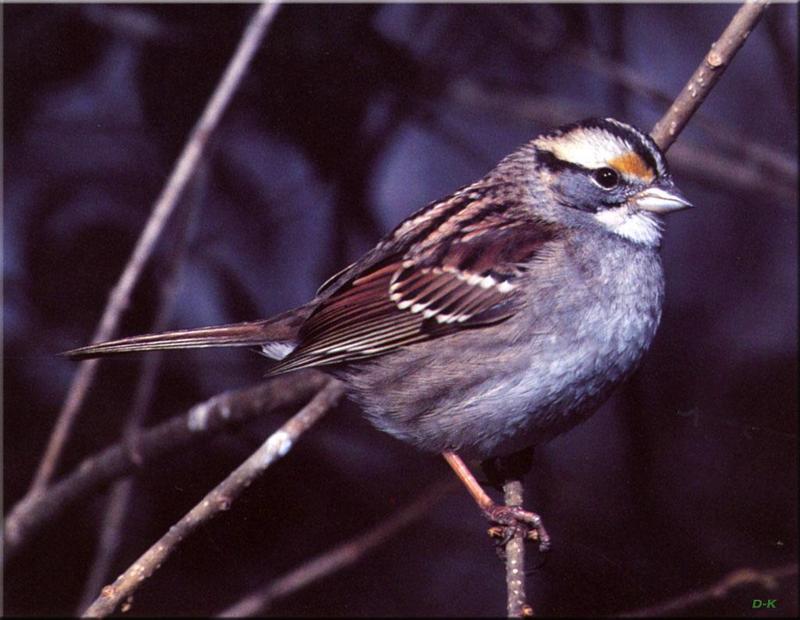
[3, 371, 328, 562]
[76, 171, 203, 613]
[503, 478, 531, 618]
[572, 46, 792, 175]
[30, 0, 282, 494]
[217, 477, 457, 617]
[650, 0, 770, 151]
[81, 380, 345, 618]
[619, 563, 798, 617]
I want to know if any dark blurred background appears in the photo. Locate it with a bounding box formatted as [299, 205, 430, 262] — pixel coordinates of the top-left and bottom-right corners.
[3, 3, 797, 616]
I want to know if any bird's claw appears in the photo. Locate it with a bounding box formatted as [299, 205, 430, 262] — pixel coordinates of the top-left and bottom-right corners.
[485, 505, 551, 552]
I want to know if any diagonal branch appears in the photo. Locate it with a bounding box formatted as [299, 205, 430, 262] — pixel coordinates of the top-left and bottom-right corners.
[30, 0, 282, 495]
[650, 0, 770, 151]
[81, 380, 345, 618]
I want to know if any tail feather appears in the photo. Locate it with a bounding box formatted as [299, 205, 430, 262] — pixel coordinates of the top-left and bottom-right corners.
[62, 307, 311, 360]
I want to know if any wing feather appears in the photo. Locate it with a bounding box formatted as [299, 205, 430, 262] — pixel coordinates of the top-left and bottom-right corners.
[269, 191, 560, 375]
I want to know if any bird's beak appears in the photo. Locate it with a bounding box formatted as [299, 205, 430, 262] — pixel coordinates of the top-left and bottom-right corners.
[633, 186, 693, 214]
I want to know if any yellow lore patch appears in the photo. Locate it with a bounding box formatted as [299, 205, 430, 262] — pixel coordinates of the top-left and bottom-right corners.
[609, 152, 655, 183]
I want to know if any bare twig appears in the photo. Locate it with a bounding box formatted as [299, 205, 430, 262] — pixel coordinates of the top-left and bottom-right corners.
[76, 174, 202, 613]
[30, 0, 282, 494]
[503, 479, 530, 618]
[81, 380, 345, 618]
[4, 372, 328, 562]
[620, 563, 798, 617]
[217, 477, 457, 617]
[582, 50, 795, 185]
[650, 0, 770, 151]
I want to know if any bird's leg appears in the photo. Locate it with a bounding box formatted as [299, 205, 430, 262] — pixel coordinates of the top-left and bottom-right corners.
[442, 451, 550, 552]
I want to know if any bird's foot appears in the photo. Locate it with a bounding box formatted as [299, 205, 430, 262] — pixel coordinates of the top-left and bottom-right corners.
[485, 505, 551, 552]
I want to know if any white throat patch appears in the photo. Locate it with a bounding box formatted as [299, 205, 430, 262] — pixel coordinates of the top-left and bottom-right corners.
[594, 208, 663, 247]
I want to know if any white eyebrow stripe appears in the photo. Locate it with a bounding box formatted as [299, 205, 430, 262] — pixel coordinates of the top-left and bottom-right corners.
[535, 122, 665, 178]
[536, 127, 633, 170]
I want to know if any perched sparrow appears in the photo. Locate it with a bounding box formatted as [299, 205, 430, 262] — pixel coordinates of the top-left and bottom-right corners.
[67, 118, 691, 544]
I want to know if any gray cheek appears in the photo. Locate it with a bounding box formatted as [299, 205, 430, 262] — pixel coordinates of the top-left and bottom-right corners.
[555, 173, 604, 213]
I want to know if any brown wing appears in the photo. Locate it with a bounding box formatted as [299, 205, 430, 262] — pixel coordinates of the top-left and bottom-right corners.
[269, 194, 559, 374]
[269, 262, 430, 373]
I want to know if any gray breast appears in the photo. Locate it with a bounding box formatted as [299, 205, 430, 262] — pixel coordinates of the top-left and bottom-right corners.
[341, 239, 665, 459]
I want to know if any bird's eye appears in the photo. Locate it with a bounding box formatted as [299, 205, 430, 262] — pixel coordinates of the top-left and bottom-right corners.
[593, 167, 620, 189]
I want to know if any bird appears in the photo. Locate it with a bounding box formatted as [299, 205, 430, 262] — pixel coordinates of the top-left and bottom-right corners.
[65, 117, 692, 548]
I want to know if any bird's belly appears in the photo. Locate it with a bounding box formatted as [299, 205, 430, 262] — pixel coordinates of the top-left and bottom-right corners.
[461, 316, 655, 457]
[343, 262, 663, 458]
